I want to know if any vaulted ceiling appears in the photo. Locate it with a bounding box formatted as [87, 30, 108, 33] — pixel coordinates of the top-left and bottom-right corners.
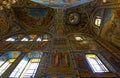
[0, 0, 120, 52]
[0, 0, 96, 39]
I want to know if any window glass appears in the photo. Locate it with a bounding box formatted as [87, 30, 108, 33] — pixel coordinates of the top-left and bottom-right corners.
[6, 38, 15, 41]
[5, 34, 50, 42]
[0, 60, 4, 66]
[95, 16, 101, 26]
[36, 37, 42, 41]
[0, 59, 15, 76]
[21, 38, 29, 41]
[20, 59, 40, 78]
[86, 54, 109, 73]
[9, 56, 29, 78]
[75, 36, 83, 41]
[0, 52, 21, 76]
[9, 57, 41, 78]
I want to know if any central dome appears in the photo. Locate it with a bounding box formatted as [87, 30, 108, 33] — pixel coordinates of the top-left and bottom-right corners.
[31, 0, 93, 8]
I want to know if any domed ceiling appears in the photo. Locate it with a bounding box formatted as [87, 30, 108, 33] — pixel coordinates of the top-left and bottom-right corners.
[31, 0, 93, 8]
[13, 7, 54, 30]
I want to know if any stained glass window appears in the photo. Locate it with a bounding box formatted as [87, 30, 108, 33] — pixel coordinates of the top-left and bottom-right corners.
[86, 54, 109, 73]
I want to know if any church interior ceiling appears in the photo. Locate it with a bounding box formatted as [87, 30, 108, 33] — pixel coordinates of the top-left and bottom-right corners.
[13, 7, 54, 30]
[0, 0, 119, 56]
[92, 7, 120, 49]
[0, 0, 120, 77]
[0, 0, 97, 39]
[0, 0, 119, 53]
[31, 0, 93, 8]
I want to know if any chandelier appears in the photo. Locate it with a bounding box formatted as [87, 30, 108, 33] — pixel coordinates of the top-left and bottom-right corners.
[0, 0, 17, 10]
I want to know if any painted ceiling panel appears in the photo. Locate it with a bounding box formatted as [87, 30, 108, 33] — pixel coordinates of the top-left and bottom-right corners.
[31, 0, 93, 8]
[13, 8, 54, 29]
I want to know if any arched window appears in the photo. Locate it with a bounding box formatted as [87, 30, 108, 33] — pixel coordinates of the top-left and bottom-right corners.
[86, 54, 109, 73]
[9, 56, 29, 78]
[5, 34, 51, 42]
[75, 36, 83, 41]
[20, 59, 40, 78]
[0, 52, 21, 76]
[0, 58, 15, 76]
[9, 52, 42, 78]
[95, 16, 102, 26]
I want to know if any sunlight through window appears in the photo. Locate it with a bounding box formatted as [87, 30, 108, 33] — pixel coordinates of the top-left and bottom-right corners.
[75, 36, 83, 40]
[9, 58, 40, 78]
[5, 34, 50, 42]
[36, 37, 42, 41]
[21, 38, 29, 41]
[0, 60, 4, 66]
[20, 59, 40, 78]
[9, 57, 29, 78]
[6, 38, 15, 41]
[86, 54, 109, 73]
[95, 16, 101, 26]
[0, 59, 15, 76]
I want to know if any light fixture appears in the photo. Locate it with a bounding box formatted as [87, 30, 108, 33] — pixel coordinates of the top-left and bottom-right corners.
[0, 0, 17, 10]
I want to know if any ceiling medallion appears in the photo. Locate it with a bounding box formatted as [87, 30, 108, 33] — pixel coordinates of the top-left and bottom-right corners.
[0, 0, 17, 10]
[68, 12, 80, 25]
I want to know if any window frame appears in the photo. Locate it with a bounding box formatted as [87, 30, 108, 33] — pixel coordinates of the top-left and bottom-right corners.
[9, 58, 40, 78]
[86, 54, 109, 73]
[95, 16, 102, 27]
[0, 58, 15, 76]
